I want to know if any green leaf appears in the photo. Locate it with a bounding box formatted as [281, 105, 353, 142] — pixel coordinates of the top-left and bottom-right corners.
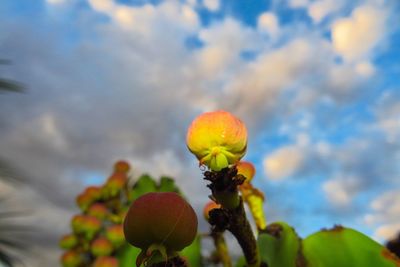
[257, 222, 301, 267]
[303, 226, 400, 267]
[235, 256, 246, 267]
[116, 244, 141, 267]
[129, 174, 157, 201]
[180, 235, 202, 267]
[158, 176, 180, 193]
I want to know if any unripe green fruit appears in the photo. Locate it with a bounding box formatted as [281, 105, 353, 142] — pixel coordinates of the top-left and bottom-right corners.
[71, 215, 102, 240]
[71, 215, 86, 234]
[59, 234, 79, 249]
[123, 192, 198, 252]
[60, 250, 84, 267]
[76, 186, 102, 211]
[91, 237, 114, 256]
[93, 256, 119, 267]
[113, 160, 131, 174]
[87, 203, 108, 219]
[103, 173, 127, 198]
[105, 224, 125, 247]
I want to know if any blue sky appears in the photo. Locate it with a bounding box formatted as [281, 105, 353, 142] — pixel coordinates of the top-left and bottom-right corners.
[0, 0, 400, 265]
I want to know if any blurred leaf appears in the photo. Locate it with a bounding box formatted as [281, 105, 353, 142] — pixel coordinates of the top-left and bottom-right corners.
[235, 256, 246, 267]
[0, 79, 24, 93]
[0, 200, 30, 267]
[303, 226, 400, 267]
[129, 174, 157, 201]
[116, 244, 141, 267]
[257, 222, 301, 267]
[180, 235, 202, 267]
[0, 59, 25, 93]
[158, 176, 181, 194]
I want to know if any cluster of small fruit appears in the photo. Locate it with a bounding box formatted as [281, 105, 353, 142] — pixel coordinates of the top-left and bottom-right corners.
[59, 161, 131, 267]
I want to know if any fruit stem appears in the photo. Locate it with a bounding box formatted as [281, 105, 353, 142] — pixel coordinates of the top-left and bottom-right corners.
[211, 229, 232, 267]
[204, 167, 261, 267]
[148, 255, 188, 267]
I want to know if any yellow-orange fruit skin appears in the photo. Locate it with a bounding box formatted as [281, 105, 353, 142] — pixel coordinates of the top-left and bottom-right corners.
[186, 110, 247, 171]
[123, 192, 198, 252]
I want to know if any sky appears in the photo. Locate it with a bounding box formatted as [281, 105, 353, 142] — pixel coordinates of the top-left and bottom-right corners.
[0, 0, 399, 265]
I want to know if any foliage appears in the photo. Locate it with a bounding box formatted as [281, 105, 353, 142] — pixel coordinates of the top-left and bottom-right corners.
[59, 162, 202, 267]
[0, 160, 29, 267]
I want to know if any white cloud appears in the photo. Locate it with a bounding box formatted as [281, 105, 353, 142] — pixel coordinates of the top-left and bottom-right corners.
[366, 190, 400, 240]
[187, 0, 197, 7]
[222, 37, 330, 119]
[87, 0, 115, 12]
[374, 91, 400, 144]
[195, 18, 256, 79]
[257, 12, 280, 37]
[315, 141, 331, 157]
[308, 0, 342, 23]
[296, 133, 310, 147]
[288, 0, 309, 8]
[331, 5, 387, 61]
[263, 145, 304, 180]
[375, 223, 400, 241]
[203, 0, 220, 12]
[355, 61, 375, 77]
[87, 1, 199, 33]
[46, 0, 66, 4]
[322, 175, 362, 206]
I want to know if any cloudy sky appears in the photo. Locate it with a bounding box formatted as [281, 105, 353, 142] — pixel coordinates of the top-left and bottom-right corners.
[0, 0, 399, 265]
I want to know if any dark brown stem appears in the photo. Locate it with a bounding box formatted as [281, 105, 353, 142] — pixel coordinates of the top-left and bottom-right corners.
[227, 198, 260, 266]
[205, 167, 261, 267]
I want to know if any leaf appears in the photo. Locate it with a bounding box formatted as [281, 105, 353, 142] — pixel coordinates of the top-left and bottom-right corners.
[158, 177, 180, 194]
[303, 226, 400, 267]
[129, 174, 157, 201]
[0, 79, 24, 93]
[180, 235, 202, 267]
[116, 244, 141, 267]
[257, 222, 301, 267]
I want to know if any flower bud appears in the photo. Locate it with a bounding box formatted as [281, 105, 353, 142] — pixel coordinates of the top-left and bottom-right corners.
[186, 110, 247, 171]
[91, 237, 114, 256]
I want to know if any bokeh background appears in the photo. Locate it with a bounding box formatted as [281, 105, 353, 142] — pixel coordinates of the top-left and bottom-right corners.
[0, 0, 399, 265]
